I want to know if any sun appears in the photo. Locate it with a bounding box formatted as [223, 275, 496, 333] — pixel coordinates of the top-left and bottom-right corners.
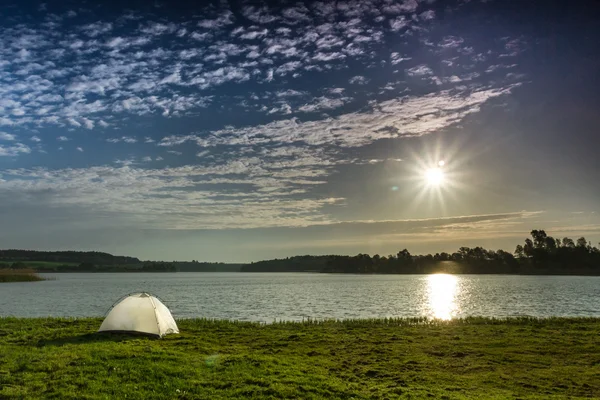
[425, 167, 444, 186]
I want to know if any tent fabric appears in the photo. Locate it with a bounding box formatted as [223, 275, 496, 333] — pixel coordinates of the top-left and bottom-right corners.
[98, 292, 179, 337]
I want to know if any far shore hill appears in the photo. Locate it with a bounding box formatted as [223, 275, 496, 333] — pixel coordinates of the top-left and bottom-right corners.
[2, 230, 600, 276]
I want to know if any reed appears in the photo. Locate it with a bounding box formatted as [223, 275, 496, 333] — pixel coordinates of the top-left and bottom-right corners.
[0, 268, 47, 282]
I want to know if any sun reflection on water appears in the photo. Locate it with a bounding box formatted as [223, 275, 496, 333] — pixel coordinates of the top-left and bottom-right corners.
[427, 274, 459, 320]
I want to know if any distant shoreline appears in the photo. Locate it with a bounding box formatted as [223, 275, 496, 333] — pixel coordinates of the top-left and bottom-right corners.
[3, 229, 600, 275]
[33, 270, 600, 276]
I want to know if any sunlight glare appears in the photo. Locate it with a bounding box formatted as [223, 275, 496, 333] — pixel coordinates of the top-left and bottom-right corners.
[427, 274, 458, 320]
[425, 167, 444, 186]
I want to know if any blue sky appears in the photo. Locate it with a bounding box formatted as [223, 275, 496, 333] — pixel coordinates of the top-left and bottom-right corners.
[1, 0, 599, 261]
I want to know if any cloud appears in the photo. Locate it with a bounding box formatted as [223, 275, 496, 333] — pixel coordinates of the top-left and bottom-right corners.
[0, 0, 518, 136]
[76, 147, 84, 152]
[82, 118, 94, 129]
[106, 36, 126, 48]
[30, 136, 42, 142]
[298, 96, 351, 113]
[107, 136, 137, 143]
[0, 1, 531, 237]
[419, 10, 436, 20]
[276, 89, 307, 98]
[0, 143, 31, 157]
[390, 52, 411, 64]
[282, 5, 311, 23]
[240, 29, 269, 40]
[81, 22, 113, 37]
[266, 103, 292, 115]
[200, 85, 519, 148]
[406, 64, 434, 76]
[275, 61, 303, 76]
[0, 156, 546, 237]
[57, 136, 70, 141]
[0, 160, 337, 229]
[140, 22, 176, 36]
[122, 136, 137, 143]
[190, 32, 211, 41]
[158, 135, 200, 147]
[312, 52, 346, 62]
[197, 10, 234, 29]
[382, 0, 419, 14]
[0, 132, 16, 141]
[242, 6, 279, 24]
[349, 75, 369, 85]
[285, 211, 543, 238]
[390, 16, 409, 32]
[439, 36, 464, 49]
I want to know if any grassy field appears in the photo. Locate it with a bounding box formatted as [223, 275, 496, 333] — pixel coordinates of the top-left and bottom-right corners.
[0, 318, 599, 399]
[0, 269, 47, 282]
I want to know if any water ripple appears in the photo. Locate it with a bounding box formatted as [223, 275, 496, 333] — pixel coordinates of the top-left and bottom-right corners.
[1, 273, 599, 321]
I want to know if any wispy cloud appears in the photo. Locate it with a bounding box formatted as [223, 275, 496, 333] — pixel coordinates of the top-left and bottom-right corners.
[196, 85, 519, 148]
[0, 132, 16, 141]
[0, 143, 30, 157]
[298, 96, 351, 113]
[107, 136, 137, 144]
[349, 75, 369, 85]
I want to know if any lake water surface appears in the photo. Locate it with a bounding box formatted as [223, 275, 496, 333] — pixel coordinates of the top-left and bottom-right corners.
[1, 273, 599, 321]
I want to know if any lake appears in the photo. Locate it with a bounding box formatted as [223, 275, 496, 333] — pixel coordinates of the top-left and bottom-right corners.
[1, 273, 599, 321]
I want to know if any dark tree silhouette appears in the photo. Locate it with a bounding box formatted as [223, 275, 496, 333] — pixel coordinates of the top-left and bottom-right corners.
[3, 229, 599, 275]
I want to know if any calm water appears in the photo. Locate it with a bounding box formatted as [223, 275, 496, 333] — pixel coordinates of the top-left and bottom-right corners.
[1, 273, 599, 321]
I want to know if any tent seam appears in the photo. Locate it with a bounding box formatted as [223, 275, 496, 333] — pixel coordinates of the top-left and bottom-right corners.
[148, 294, 161, 337]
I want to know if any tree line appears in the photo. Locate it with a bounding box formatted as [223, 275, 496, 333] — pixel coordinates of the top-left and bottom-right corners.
[242, 230, 600, 275]
[3, 230, 599, 274]
[0, 250, 141, 265]
[1, 252, 243, 272]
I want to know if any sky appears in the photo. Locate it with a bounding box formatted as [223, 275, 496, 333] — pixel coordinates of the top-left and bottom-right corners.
[0, 0, 599, 262]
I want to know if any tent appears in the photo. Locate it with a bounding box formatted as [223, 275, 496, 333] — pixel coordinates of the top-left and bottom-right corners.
[98, 292, 179, 338]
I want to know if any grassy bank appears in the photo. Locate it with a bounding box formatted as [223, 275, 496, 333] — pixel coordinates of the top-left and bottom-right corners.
[0, 269, 46, 282]
[0, 318, 599, 399]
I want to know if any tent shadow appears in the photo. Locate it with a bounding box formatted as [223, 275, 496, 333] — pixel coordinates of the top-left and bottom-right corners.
[38, 332, 158, 347]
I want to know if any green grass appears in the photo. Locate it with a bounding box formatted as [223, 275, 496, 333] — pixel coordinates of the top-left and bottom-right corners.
[0, 318, 599, 399]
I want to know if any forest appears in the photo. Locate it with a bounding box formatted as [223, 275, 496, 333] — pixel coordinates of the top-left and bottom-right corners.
[241, 230, 600, 275]
[0, 250, 241, 272]
[0, 250, 140, 266]
[1, 230, 599, 275]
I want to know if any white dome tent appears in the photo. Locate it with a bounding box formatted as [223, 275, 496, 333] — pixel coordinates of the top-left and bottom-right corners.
[98, 292, 179, 338]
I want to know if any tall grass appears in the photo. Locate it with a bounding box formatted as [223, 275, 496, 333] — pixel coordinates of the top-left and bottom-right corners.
[0, 268, 47, 282]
